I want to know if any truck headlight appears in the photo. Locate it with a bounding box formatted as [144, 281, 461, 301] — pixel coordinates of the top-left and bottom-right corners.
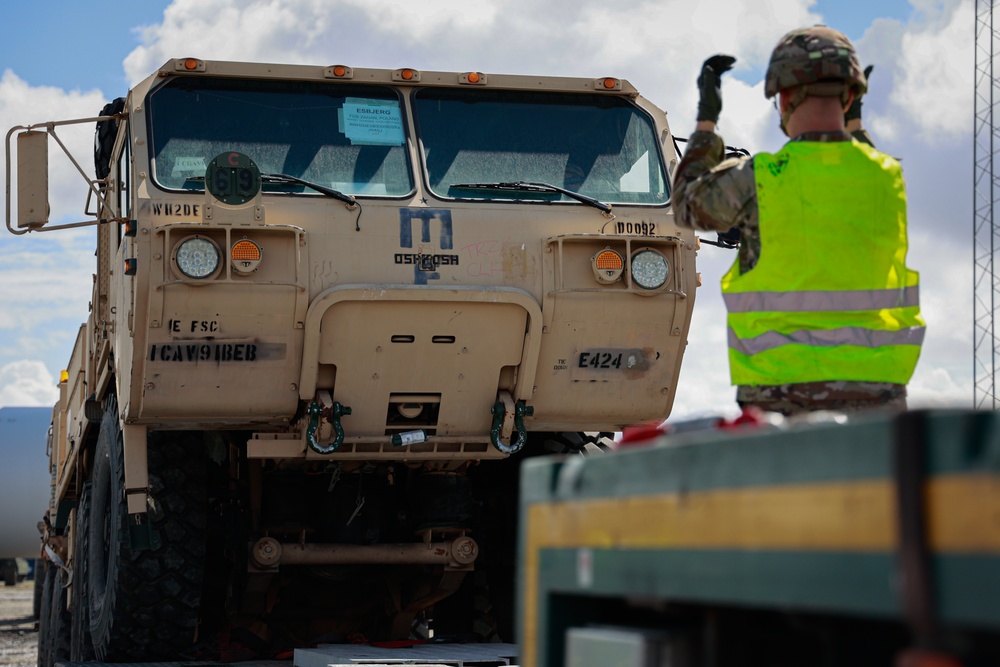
[630, 249, 669, 290]
[175, 236, 221, 279]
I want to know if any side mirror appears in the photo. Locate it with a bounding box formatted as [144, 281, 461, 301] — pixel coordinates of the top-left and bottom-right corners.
[16, 130, 49, 230]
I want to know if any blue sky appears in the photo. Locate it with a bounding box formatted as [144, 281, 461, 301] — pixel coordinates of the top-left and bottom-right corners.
[1, 2, 165, 94]
[0, 0, 975, 416]
[1, 0, 916, 97]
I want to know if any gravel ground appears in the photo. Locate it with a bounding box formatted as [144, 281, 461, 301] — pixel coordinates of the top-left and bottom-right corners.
[0, 581, 35, 667]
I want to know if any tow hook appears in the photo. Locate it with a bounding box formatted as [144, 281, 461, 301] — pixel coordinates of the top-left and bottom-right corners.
[306, 399, 353, 454]
[490, 400, 534, 454]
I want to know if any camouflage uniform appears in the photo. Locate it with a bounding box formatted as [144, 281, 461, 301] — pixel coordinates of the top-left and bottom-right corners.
[672, 128, 907, 416]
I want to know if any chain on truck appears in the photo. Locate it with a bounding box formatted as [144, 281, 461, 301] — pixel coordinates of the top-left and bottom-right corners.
[6, 58, 700, 663]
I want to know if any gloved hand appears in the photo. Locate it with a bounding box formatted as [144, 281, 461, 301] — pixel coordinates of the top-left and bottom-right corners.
[844, 65, 874, 122]
[697, 54, 737, 123]
[717, 226, 741, 248]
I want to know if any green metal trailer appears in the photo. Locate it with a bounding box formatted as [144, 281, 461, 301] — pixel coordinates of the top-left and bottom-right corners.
[518, 410, 1000, 666]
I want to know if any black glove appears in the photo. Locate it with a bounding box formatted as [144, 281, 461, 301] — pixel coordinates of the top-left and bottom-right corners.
[697, 54, 737, 123]
[717, 226, 741, 248]
[845, 65, 873, 122]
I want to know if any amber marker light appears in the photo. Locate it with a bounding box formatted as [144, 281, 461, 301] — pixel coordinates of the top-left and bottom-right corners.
[231, 238, 262, 275]
[461, 71, 487, 85]
[59, 370, 69, 384]
[175, 58, 206, 72]
[325, 64, 354, 79]
[595, 77, 621, 91]
[592, 248, 624, 284]
[393, 68, 421, 82]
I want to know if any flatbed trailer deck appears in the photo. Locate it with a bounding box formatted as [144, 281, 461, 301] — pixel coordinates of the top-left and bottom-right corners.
[518, 409, 1000, 666]
[56, 640, 518, 667]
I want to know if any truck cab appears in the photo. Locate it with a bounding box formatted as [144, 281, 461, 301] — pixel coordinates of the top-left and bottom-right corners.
[10, 59, 698, 661]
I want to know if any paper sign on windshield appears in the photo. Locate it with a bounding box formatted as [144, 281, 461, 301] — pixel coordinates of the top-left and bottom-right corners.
[340, 99, 405, 146]
[172, 156, 207, 177]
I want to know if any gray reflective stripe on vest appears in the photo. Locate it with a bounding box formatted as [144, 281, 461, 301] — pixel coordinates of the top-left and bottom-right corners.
[728, 325, 926, 356]
[723, 285, 920, 313]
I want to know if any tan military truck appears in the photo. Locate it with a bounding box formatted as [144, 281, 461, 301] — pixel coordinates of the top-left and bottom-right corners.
[7, 58, 699, 663]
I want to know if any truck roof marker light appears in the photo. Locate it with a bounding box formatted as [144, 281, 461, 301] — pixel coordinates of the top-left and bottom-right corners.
[59, 370, 69, 384]
[325, 65, 354, 79]
[175, 58, 206, 72]
[595, 77, 621, 91]
[592, 248, 624, 284]
[461, 72, 487, 85]
[231, 238, 262, 275]
[393, 68, 421, 82]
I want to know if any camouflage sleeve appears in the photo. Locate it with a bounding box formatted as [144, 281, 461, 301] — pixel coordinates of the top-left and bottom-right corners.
[671, 130, 757, 233]
[851, 128, 875, 147]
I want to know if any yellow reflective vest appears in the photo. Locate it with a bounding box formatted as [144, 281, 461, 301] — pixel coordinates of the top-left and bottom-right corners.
[721, 139, 924, 386]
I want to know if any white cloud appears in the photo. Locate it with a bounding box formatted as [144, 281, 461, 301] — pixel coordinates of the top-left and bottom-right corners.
[856, 0, 972, 141]
[0, 360, 58, 407]
[0, 244, 92, 331]
[894, 0, 972, 138]
[0, 70, 109, 228]
[121, 0, 822, 139]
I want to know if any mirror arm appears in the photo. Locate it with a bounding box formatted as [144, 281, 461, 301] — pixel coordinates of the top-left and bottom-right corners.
[6, 114, 119, 235]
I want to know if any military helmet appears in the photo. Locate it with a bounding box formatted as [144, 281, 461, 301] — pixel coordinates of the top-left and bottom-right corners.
[764, 26, 867, 99]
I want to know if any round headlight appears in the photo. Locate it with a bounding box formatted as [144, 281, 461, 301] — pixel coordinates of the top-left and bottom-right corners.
[631, 249, 669, 290]
[175, 237, 221, 279]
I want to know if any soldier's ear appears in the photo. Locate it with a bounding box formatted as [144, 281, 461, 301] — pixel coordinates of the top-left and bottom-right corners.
[778, 90, 791, 113]
[842, 90, 856, 113]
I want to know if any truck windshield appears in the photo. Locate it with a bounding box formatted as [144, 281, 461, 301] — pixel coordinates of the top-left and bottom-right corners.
[148, 78, 414, 197]
[413, 88, 669, 206]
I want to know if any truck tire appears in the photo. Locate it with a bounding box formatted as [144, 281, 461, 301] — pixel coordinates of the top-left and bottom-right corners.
[71, 483, 94, 662]
[48, 569, 72, 666]
[2, 559, 16, 586]
[38, 563, 71, 667]
[541, 431, 614, 455]
[88, 392, 208, 661]
[33, 559, 43, 620]
[37, 562, 51, 667]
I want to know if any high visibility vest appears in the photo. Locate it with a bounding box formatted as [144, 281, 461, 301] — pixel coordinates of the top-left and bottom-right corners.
[721, 139, 924, 386]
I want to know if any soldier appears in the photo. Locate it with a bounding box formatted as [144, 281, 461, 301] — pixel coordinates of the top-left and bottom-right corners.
[672, 26, 925, 416]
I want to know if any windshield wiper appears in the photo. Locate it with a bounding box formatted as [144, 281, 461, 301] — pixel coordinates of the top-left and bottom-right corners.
[261, 173, 356, 206]
[451, 181, 612, 215]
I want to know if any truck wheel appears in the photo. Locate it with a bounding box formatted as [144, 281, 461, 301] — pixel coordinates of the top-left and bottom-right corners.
[37, 562, 51, 667]
[71, 483, 94, 661]
[88, 392, 208, 661]
[48, 569, 72, 666]
[2, 559, 16, 586]
[542, 431, 615, 455]
[32, 559, 43, 620]
[38, 563, 71, 667]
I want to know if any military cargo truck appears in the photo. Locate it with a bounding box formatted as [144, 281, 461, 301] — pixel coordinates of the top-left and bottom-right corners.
[6, 58, 698, 664]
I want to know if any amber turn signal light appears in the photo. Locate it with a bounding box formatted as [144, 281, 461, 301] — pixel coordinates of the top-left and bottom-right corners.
[592, 248, 624, 284]
[231, 239, 262, 275]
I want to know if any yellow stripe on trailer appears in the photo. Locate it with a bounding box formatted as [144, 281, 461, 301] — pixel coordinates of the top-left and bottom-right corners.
[521, 473, 1000, 667]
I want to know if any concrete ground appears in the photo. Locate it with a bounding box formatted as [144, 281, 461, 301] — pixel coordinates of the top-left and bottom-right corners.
[0, 581, 35, 667]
